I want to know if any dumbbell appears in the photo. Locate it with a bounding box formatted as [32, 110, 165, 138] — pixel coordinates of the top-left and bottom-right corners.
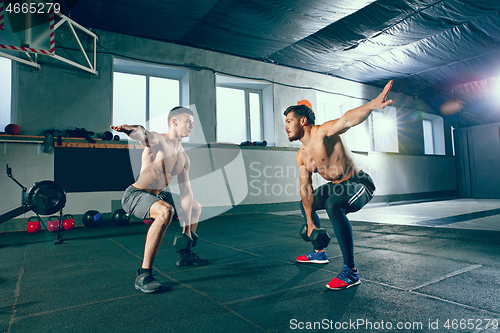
[299, 224, 331, 250]
[174, 232, 199, 249]
[173, 231, 199, 253]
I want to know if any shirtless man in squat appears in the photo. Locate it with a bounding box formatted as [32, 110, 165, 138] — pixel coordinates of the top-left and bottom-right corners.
[111, 106, 208, 294]
[284, 81, 393, 290]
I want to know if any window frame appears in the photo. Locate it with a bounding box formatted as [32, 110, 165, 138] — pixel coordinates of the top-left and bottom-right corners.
[216, 84, 264, 142]
[422, 119, 435, 154]
[421, 113, 445, 155]
[112, 58, 189, 130]
[451, 126, 455, 156]
[0, 57, 13, 131]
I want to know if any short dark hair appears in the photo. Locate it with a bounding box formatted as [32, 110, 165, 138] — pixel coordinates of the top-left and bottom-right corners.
[283, 104, 315, 126]
[168, 106, 194, 126]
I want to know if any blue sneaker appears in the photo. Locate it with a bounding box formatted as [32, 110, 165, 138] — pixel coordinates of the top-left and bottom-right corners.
[326, 265, 361, 290]
[296, 249, 329, 264]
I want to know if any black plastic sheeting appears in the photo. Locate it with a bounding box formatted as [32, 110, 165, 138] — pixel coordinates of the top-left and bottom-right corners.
[70, 0, 500, 128]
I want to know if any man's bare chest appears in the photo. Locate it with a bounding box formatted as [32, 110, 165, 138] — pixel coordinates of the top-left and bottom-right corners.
[301, 143, 331, 172]
[149, 147, 186, 176]
[170, 152, 186, 176]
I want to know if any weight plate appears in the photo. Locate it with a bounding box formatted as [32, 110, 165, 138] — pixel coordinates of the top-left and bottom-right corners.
[28, 181, 66, 215]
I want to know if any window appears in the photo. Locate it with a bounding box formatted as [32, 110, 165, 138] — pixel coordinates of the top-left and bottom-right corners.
[341, 99, 372, 152]
[316, 91, 344, 125]
[451, 126, 455, 156]
[149, 77, 180, 133]
[371, 107, 399, 153]
[0, 57, 12, 131]
[316, 92, 399, 153]
[249, 92, 262, 141]
[423, 119, 434, 154]
[316, 92, 372, 152]
[216, 87, 247, 143]
[422, 113, 445, 155]
[113, 72, 147, 133]
[112, 59, 188, 139]
[216, 75, 272, 144]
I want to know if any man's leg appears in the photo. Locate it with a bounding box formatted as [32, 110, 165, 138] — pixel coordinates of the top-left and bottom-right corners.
[120, 185, 175, 294]
[157, 190, 205, 265]
[142, 200, 175, 269]
[134, 200, 174, 294]
[324, 196, 355, 268]
[176, 200, 209, 266]
[325, 178, 373, 290]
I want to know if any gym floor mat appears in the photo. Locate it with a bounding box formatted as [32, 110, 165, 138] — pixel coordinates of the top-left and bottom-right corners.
[1, 213, 499, 333]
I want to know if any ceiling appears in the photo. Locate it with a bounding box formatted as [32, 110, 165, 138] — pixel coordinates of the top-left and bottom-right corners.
[68, 0, 500, 128]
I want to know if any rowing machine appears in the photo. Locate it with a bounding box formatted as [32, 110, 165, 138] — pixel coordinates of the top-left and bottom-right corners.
[0, 165, 67, 244]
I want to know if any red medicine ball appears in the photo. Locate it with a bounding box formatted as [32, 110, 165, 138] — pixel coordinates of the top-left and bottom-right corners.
[5, 124, 21, 135]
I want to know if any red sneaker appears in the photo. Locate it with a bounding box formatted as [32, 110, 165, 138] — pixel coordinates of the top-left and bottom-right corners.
[296, 249, 329, 264]
[326, 265, 361, 290]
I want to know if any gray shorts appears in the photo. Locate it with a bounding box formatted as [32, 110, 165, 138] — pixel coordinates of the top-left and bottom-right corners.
[122, 185, 178, 220]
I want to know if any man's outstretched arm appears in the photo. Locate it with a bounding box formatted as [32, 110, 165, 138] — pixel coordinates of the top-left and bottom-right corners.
[317, 80, 394, 138]
[110, 124, 161, 147]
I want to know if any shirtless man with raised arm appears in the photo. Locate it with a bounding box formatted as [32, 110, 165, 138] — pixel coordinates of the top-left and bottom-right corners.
[284, 81, 393, 290]
[111, 106, 208, 294]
